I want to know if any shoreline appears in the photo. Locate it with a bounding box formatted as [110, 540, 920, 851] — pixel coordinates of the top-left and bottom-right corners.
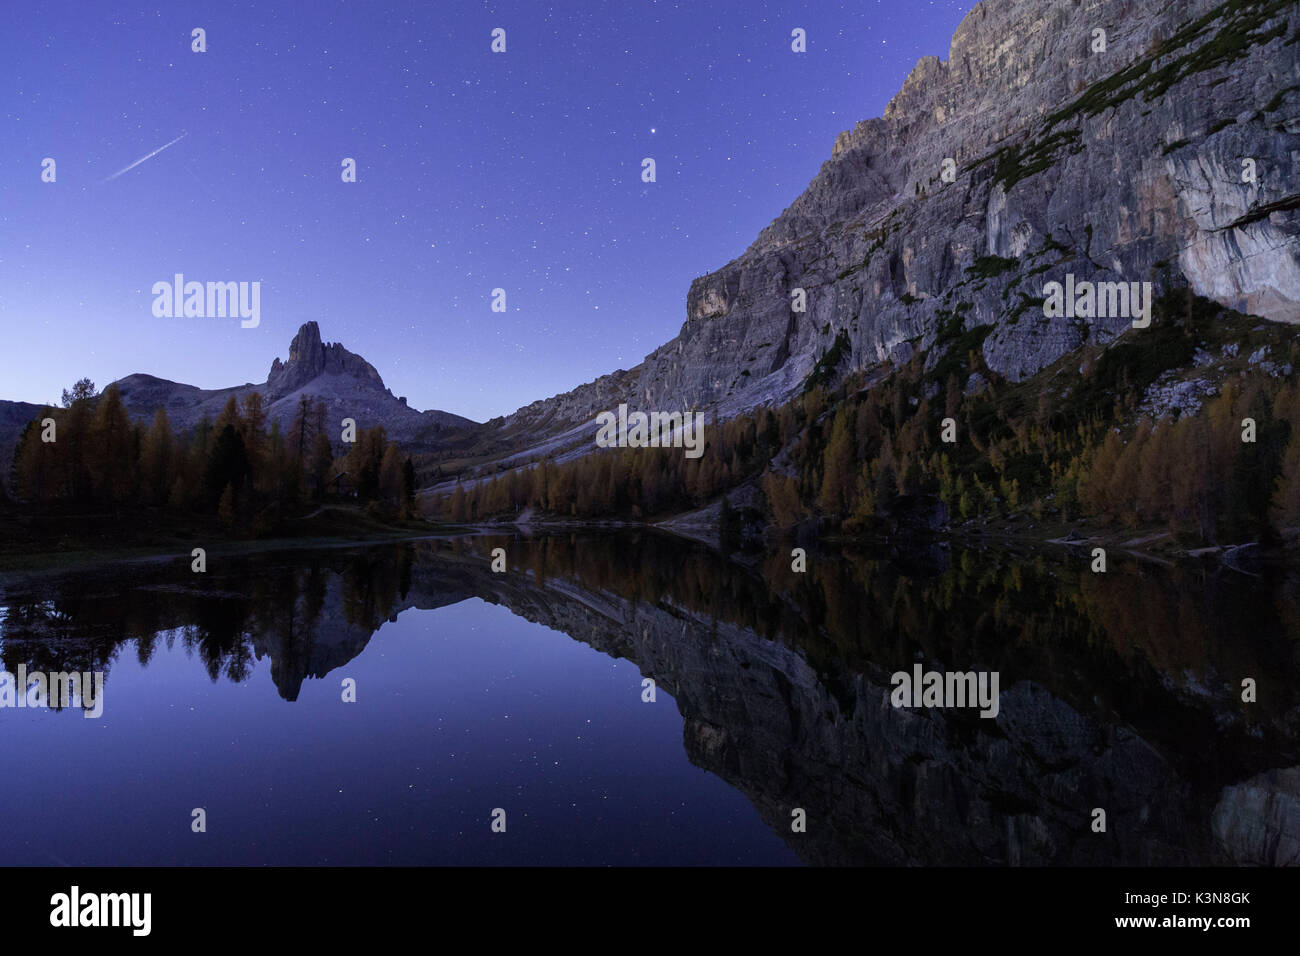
[4, 509, 1289, 580]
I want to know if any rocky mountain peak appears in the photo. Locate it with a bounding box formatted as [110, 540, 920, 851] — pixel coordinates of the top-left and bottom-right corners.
[287, 320, 325, 368]
[84, 321, 478, 449]
[267, 321, 385, 398]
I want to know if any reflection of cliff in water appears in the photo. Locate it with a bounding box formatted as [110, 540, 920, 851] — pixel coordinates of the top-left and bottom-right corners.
[2, 531, 1297, 865]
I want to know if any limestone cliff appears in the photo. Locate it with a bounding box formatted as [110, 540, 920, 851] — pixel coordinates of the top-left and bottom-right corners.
[496, 0, 1299, 442]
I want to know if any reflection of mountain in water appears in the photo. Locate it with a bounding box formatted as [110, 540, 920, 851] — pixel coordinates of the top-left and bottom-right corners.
[2, 533, 1298, 866]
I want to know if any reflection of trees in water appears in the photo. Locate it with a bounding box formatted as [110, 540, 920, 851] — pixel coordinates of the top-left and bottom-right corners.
[427, 533, 1300, 864]
[183, 595, 254, 683]
[250, 562, 327, 698]
[3, 534, 1297, 742]
[342, 551, 400, 629]
[1, 596, 124, 680]
[457, 533, 1298, 698]
[3, 533, 1298, 863]
[0, 545, 413, 694]
[449, 533, 1300, 771]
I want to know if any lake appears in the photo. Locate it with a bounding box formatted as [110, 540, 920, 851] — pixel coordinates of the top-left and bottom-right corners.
[1, 531, 1296, 866]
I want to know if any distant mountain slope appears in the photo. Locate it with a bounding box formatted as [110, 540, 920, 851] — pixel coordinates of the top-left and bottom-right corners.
[111, 321, 478, 443]
[0, 323, 478, 475]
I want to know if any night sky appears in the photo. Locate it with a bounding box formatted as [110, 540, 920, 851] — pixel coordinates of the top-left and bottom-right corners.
[2, 0, 973, 423]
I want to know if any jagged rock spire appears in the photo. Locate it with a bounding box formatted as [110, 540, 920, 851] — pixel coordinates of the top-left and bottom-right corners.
[266, 322, 384, 398]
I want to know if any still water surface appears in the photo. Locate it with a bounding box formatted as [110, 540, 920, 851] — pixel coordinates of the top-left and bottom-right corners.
[1, 532, 1295, 865]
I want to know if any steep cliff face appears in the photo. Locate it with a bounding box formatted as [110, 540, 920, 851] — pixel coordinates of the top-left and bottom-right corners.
[498, 0, 1299, 439]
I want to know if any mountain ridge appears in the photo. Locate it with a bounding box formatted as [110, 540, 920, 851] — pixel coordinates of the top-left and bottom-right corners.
[110, 320, 479, 442]
[0, 322, 478, 471]
[474, 0, 1298, 469]
[4, 0, 1297, 491]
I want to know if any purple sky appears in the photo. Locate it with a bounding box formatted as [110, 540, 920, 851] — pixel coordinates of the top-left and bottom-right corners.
[1, 0, 974, 422]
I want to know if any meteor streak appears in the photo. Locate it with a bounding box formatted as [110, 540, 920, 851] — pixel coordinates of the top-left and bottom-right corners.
[101, 132, 188, 183]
